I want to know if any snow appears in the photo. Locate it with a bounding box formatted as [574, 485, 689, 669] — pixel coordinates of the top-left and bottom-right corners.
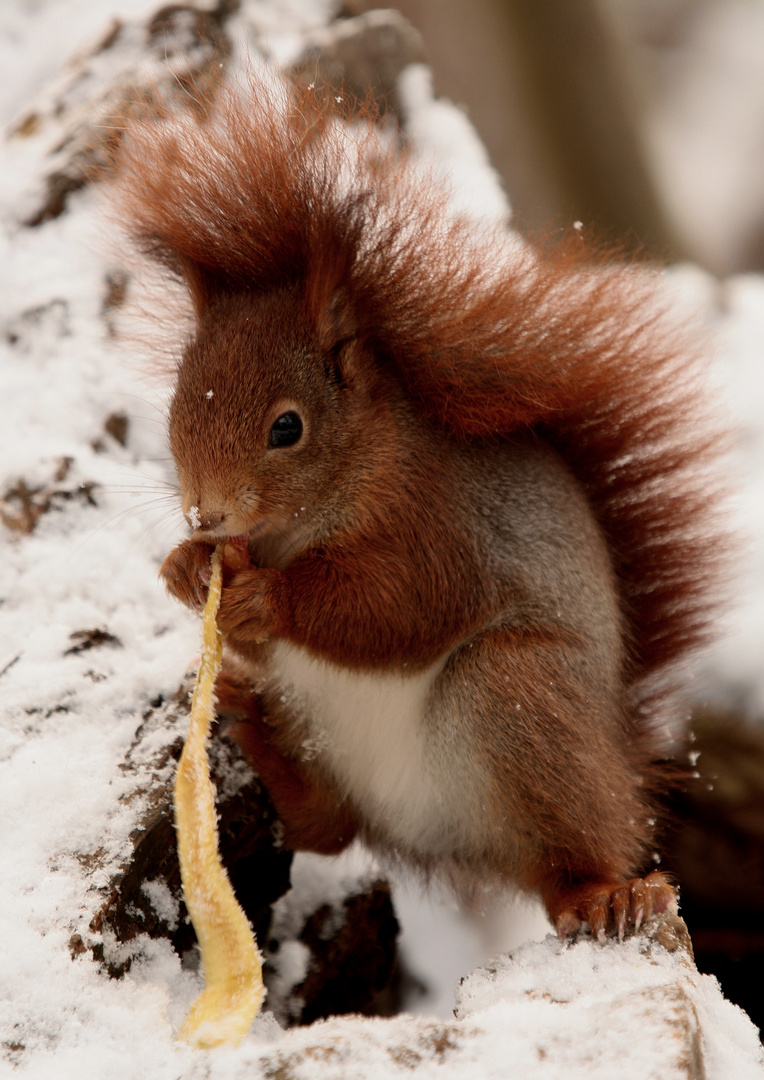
[142, 878, 180, 931]
[1, 1, 763, 1077]
[397, 63, 509, 223]
[0, 0, 160, 128]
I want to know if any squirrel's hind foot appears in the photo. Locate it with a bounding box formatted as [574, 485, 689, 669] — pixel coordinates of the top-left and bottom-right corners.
[545, 871, 677, 941]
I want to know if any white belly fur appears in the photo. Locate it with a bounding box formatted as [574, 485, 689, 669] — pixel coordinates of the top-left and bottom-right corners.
[269, 640, 464, 854]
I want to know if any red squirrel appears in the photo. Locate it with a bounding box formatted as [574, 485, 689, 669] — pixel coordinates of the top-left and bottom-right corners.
[113, 74, 720, 939]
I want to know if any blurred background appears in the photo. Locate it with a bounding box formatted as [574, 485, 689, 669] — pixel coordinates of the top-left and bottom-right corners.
[348, 0, 764, 275]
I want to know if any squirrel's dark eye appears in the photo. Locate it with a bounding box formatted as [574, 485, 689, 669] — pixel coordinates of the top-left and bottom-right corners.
[269, 411, 303, 448]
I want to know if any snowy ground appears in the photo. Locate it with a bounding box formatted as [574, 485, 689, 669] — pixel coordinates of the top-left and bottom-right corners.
[1, 2, 764, 1077]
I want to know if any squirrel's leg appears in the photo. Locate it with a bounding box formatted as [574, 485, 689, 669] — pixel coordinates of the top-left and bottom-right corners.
[440, 626, 677, 939]
[215, 661, 359, 856]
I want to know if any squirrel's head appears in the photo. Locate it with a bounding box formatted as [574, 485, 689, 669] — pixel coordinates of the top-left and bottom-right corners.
[168, 278, 405, 566]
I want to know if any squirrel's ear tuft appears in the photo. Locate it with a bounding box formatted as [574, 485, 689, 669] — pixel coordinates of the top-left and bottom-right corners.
[317, 287, 358, 355]
[316, 288, 368, 388]
[176, 256, 227, 319]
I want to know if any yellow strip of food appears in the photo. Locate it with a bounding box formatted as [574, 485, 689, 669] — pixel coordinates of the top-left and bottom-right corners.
[174, 544, 264, 1048]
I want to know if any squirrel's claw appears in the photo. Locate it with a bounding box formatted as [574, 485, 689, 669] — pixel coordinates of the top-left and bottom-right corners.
[549, 871, 676, 941]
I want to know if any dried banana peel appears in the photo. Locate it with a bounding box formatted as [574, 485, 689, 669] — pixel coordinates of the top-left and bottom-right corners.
[174, 544, 264, 1048]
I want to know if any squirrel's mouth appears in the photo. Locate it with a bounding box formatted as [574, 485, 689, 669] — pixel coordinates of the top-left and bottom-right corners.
[215, 522, 270, 563]
[214, 515, 309, 571]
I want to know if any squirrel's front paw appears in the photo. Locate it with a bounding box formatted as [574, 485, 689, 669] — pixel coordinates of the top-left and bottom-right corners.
[217, 567, 285, 648]
[160, 540, 215, 609]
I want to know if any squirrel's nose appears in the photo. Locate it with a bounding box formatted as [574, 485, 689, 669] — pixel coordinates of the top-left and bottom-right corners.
[185, 503, 225, 531]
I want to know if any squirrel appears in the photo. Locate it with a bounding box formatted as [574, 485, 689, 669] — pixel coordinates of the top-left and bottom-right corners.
[112, 73, 721, 939]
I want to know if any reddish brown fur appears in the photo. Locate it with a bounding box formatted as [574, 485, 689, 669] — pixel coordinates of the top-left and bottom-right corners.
[112, 74, 722, 935]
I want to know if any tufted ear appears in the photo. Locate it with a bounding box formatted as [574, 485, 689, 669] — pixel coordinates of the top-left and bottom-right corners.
[317, 287, 358, 354]
[315, 287, 370, 389]
[176, 255, 228, 320]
